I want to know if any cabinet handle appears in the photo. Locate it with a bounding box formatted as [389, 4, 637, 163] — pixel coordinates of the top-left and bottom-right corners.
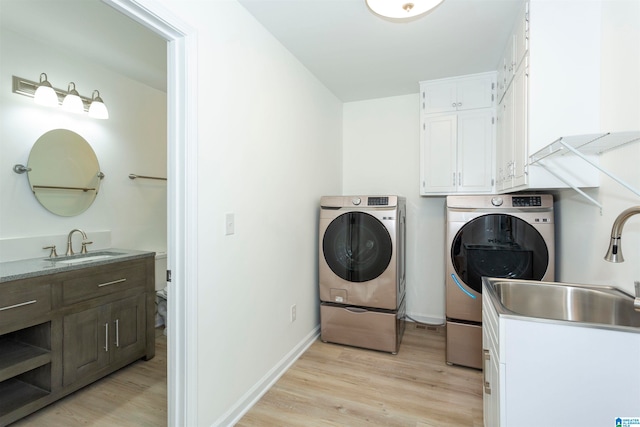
[114, 319, 120, 348]
[452, 102, 456, 107]
[452, 172, 456, 186]
[483, 349, 492, 395]
[0, 299, 36, 312]
[458, 172, 461, 186]
[98, 278, 126, 288]
[104, 323, 109, 352]
[457, 102, 462, 107]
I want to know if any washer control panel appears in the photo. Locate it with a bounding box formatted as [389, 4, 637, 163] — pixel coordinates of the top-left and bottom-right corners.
[512, 196, 543, 207]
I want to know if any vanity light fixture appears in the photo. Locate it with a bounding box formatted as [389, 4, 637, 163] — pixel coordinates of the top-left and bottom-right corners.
[62, 82, 84, 114]
[12, 75, 109, 120]
[366, 0, 444, 19]
[88, 90, 109, 119]
[33, 73, 59, 107]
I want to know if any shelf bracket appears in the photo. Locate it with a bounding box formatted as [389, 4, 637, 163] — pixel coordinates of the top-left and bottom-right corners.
[535, 161, 603, 214]
[529, 132, 640, 212]
[551, 138, 640, 199]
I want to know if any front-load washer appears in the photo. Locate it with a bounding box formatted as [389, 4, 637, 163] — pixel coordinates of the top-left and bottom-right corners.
[445, 194, 555, 368]
[319, 195, 406, 310]
[319, 195, 406, 353]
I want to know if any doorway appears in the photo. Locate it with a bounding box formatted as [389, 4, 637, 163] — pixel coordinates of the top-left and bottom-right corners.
[102, 1, 198, 425]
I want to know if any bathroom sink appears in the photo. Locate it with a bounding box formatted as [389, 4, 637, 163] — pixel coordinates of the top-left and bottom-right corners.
[54, 251, 125, 265]
[483, 277, 640, 329]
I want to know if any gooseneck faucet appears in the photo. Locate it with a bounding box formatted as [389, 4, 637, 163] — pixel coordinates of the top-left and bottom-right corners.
[604, 206, 640, 311]
[604, 206, 640, 263]
[66, 228, 88, 256]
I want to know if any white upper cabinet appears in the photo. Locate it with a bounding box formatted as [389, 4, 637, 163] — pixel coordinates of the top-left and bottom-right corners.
[419, 72, 496, 196]
[495, 0, 602, 192]
[420, 72, 496, 114]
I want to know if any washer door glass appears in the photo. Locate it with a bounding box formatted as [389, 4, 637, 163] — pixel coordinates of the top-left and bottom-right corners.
[451, 214, 549, 293]
[323, 212, 392, 283]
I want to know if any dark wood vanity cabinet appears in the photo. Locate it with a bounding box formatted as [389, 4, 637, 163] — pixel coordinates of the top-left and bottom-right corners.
[62, 293, 146, 386]
[0, 255, 154, 426]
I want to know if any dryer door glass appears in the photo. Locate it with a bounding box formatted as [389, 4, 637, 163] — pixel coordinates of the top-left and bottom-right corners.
[451, 214, 549, 293]
[323, 212, 392, 283]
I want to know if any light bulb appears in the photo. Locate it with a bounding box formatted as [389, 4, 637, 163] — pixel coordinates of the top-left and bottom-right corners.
[88, 90, 109, 119]
[62, 82, 84, 114]
[33, 73, 59, 107]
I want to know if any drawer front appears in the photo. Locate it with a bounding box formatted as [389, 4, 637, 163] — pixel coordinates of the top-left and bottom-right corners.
[63, 265, 145, 305]
[0, 281, 51, 327]
[320, 303, 403, 353]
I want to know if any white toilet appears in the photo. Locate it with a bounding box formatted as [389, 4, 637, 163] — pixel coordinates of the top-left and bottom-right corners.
[154, 252, 168, 335]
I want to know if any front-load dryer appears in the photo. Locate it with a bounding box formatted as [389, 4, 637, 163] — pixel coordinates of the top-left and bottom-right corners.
[319, 195, 406, 310]
[319, 195, 406, 353]
[445, 194, 555, 368]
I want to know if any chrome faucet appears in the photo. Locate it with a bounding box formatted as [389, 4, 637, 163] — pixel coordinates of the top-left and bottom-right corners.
[604, 206, 640, 310]
[66, 228, 88, 256]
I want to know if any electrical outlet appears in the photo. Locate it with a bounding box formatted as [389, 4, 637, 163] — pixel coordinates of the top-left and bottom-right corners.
[225, 213, 235, 235]
[290, 304, 296, 322]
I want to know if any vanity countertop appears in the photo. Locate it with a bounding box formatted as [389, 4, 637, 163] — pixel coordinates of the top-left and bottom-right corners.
[0, 248, 155, 282]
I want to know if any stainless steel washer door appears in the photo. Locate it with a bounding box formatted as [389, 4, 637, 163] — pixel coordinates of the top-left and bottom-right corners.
[446, 212, 552, 322]
[451, 214, 549, 293]
[323, 212, 392, 283]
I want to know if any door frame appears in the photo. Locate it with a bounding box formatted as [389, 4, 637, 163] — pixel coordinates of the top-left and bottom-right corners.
[101, 1, 198, 425]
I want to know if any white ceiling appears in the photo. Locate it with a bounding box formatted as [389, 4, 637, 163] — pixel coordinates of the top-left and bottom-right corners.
[237, 0, 524, 101]
[1, 0, 524, 102]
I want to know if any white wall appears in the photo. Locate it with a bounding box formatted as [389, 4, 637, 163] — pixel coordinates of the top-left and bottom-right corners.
[153, 1, 343, 425]
[555, 0, 640, 294]
[343, 94, 446, 322]
[0, 28, 167, 259]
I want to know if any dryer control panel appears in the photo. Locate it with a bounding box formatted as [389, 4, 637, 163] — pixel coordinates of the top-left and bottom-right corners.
[367, 196, 389, 206]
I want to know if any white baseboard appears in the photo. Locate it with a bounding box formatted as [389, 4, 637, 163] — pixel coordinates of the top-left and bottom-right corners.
[214, 325, 320, 426]
[405, 313, 445, 326]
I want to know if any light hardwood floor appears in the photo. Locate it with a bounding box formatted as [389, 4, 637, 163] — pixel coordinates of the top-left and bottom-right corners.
[238, 324, 483, 426]
[11, 324, 482, 427]
[11, 328, 167, 427]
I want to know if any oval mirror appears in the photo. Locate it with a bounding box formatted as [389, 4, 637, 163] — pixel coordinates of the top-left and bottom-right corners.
[27, 129, 102, 216]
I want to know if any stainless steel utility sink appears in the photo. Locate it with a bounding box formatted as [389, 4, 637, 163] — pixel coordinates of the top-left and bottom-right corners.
[54, 250, 126, 265]
[483, 277, 640, 329]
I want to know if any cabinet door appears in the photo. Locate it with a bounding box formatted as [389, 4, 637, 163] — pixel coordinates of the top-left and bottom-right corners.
[110, 294, 146, 364]
[457, 110, 494, 193]
[421, 82, 457, 114]
[483, 347, 501, 427]
[63, 305, 110, 386]
[512, 59, 528, 188]
[495, 100, 507, 191]
[513, 1, 529, 71]
[498, 84, 515, 191]
[421, 114, 457, 193]
[501, 35, 515, 92]
[457, 75, 495, 111]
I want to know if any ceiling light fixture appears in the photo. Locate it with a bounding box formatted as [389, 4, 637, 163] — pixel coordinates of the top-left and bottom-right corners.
[62, 82, 84, 114]
[33, 73, 59, 107]
[366, 0, 444, 19]
[88, 90, 109, 119]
